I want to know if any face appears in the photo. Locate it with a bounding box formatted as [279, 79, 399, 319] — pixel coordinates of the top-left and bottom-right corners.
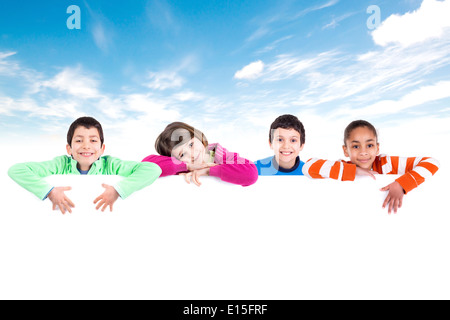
[270, 128, 304, 169]
[66, 126, 105, 171]
[172, 137, 207, 165]
[343, 126, 379, 170]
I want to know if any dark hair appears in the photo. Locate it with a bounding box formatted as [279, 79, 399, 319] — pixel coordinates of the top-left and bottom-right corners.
[343, 120, 378, 145]
[155, 122, 208, 157]
[67, 117, 104, 147]
[269, 114, 305, 145]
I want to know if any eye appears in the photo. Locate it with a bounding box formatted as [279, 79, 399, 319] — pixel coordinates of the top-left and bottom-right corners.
[368, 144, 374, 148]
[189, 142, 193, 148]
[278, 138, 283, 142]
[352, 145, 359, 149]
[291, 139, 297, 143]
[180, 153, 184, 159]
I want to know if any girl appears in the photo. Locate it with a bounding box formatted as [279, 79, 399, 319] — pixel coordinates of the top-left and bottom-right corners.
[302, 120, 440, 214]
[142, 122, 258, 187]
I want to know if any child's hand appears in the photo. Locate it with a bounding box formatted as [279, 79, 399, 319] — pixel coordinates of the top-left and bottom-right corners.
[187, 162, 218, 172]
[380, 181, 405, 214]
[181, 168, 210, 186]
[355, 167, 377, 180]
[48, 186, 75, 214]
[94, 184, 120, 212]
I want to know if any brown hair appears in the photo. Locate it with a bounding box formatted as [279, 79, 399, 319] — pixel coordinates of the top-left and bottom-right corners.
[269, 114, 305, 145]
[155, 122, 208, 156]
[67, 116, 104, 147]
[344, 120, 378, 145]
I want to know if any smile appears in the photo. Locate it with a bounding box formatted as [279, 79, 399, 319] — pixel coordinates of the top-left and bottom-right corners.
[79, 153, 94, 157]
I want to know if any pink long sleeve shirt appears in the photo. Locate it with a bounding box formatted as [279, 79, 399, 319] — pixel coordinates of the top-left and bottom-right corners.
[142, 143, 258, 187]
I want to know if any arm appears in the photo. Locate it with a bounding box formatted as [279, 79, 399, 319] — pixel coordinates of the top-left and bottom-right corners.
[142, 154, 188, 177]
[209, 145, 258, 187]
[7, 156, 68, 200]
[375, 155, 440, 194]
[108, 158, 162, 199]
[302, 158, 357, 181]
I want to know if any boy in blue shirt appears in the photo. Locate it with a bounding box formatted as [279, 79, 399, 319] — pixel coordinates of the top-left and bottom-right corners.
[254, 114, 305, 175]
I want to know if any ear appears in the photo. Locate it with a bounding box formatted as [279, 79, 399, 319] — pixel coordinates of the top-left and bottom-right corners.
[100, 144, 106, 155]
[299, 143, 305, 152]
[66, 144, 72, 156]
[269, 139, 273, 150]
[342, 145, 349, 158]
[376, 143, 380, 155]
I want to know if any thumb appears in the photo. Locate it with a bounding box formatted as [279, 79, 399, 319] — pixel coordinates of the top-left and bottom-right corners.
[62, 186, 72, 191]
[102, 183, 110, 188]
[380, 185, 390, 191]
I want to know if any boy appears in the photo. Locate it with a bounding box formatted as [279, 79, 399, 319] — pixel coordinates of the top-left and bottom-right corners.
[254, 114, 306, 175]
[8, 117, 162, 214]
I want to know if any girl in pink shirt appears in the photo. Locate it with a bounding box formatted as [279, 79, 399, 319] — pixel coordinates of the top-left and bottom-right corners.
[142, 122, 258, 187]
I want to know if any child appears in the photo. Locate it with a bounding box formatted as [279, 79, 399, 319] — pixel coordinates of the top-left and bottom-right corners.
[8, 117, 162, 214]
[302, 120, 440, 214]
[254, 114, 306, 175]
[142, 122, 258, 187]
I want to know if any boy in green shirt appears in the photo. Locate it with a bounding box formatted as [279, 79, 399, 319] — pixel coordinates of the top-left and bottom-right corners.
[8, 117, 162, 214]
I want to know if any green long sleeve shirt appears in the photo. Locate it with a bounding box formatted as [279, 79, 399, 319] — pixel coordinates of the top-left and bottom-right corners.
[8, 155, 162, 200]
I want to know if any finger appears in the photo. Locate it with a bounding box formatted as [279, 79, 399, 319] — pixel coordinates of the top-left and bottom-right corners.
[65, 196, 75, 208]
[393, 199, 399, 214]
[102, 183, 111, 189]
[61, 186, 72, 191]
[96, 199, 105, 210]
[110, 203, 114, 212]
[59, 203, 66, 215]
[383, 195, 390, 209]
[399, 197, 403, 209]
[94, 195, 102, 204]
[388, 199, 395, 215]
[101, 202, 109, 212]
[369, 172, 376, 180]
[184, 173, 191, 184]
[380, 185, 390, 191]
[52, 202, 56, 211]
[194, 172, 201, 186]
[64, 201, 73, 214]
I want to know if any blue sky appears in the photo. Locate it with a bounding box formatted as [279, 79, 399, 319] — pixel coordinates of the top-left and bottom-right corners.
[1, 0, 450, 159]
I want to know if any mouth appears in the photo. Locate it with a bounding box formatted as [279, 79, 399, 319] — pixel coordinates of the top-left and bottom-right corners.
[280, 151, 293, 156]
[79, 152, 94, 157]
[358, 159, 371, 164]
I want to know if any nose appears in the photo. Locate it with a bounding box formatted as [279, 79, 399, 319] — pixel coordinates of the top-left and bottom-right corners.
[359, 147, 369, 155]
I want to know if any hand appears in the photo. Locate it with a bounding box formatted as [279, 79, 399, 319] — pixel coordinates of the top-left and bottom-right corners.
[94, 184, 120, 212]
[356, 167, 377, 180]
[48, 186, 75, 215]
[186, 162, 217, 172]
[180, 168, 210, 186]
[380, 181, 405, 214]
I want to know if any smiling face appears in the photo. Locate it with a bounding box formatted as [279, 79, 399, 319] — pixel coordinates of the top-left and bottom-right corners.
[172, 137, 208, 165]
[66, 126, 105, 171]
[270, 128, 304, 169]
[343, 126, 380, 169]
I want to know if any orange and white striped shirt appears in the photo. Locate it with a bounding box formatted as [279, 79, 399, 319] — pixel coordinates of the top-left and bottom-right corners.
[302, 155, 440, 194]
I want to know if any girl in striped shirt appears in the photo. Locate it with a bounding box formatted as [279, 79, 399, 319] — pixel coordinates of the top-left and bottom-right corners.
[302, 120, 440, 214]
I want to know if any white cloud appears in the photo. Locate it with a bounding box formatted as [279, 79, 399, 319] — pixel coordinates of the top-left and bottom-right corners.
[147, 71, 185, 90]
[372, 0, 450, 47]
[234, 60, 265, 80]
[92, 23, 111, 52]
[38, 67, 101, 99]
[322, 12, 355, 30]
[264, 51, 339, 82]
[345, 81, 450, 118]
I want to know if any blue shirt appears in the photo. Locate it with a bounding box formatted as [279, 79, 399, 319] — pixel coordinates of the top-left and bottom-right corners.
[254, 156, 305, 176]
